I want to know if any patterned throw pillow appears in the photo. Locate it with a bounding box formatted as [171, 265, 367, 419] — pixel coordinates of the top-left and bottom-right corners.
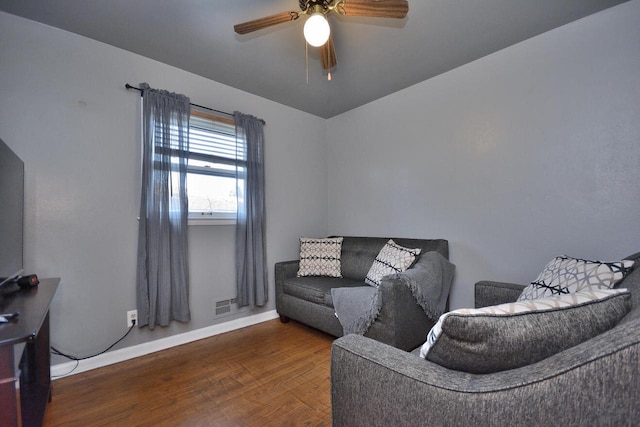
[364, 239, 421, 287]
[296, 237, 343, 278]
[518, 255, 635, 301]
[420, 288, 631, 373]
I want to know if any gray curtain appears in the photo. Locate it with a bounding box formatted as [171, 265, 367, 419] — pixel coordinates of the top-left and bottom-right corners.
[234, 112, 267, 308]
[136, 83, 191, 329]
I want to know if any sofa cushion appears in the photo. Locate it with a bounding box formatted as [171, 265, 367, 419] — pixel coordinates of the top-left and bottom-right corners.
[283, 276, 362, 306]
[420, 288, 631, 374]
[365, 239, 422, 287]
[297, 236, 343, 278]
[518, 255, 635, 301]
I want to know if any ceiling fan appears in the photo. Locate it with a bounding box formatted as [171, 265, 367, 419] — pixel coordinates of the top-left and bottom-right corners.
[234, 0, 409, 74]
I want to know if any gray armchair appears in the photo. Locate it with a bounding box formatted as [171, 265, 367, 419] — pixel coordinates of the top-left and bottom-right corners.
[331, 252, 640, 426]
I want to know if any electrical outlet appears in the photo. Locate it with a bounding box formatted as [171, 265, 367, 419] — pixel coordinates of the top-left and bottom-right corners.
[127, 310, 138, 327]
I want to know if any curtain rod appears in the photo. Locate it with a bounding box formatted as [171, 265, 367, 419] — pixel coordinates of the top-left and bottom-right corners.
[125, 84, 265, 125]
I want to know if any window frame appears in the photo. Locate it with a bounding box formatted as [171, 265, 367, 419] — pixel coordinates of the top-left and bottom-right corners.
[186, 109, 244, 226]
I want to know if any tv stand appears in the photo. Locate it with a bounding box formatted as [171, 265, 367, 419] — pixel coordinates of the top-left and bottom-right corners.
[0, 278, 59, 427]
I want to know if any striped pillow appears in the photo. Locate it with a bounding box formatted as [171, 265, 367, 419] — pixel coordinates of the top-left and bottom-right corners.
[365, 239, 421, 287]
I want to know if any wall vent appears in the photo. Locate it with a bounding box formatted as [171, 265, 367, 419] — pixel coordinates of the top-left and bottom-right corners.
[214, 297, 246, 318]
[216, 305, 231, 316]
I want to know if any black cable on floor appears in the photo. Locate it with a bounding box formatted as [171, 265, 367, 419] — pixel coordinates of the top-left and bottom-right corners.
[52, 360, 79, 378]
[51, 320, 137, 376]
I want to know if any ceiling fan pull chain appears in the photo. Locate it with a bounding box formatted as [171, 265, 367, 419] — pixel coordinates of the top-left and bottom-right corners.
[306, 41, 309, 85]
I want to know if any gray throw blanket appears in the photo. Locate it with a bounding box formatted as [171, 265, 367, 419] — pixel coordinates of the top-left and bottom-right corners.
[331, 251, 455, 335]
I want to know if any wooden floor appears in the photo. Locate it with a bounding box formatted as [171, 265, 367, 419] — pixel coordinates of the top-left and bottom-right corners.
[43, 319, 335, 426]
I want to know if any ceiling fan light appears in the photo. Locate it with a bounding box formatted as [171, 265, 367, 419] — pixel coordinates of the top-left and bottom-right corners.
[304, 13, 330, 47]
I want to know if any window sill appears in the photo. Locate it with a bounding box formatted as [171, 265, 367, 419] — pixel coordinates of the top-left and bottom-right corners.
[188, 218, 236, 226]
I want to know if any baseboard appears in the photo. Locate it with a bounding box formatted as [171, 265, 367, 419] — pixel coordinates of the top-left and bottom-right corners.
[51, 309, 279, 379]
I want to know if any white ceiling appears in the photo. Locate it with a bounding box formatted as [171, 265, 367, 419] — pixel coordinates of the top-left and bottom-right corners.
[0, 0, 629, 118]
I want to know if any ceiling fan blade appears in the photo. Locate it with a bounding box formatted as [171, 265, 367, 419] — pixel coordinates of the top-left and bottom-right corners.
[234, 11, 300, 35]
[338, 0, 409, 19]
[321, 34, 337, 70]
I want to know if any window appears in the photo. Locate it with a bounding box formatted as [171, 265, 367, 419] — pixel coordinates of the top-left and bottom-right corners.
[187, 109, 244, 223]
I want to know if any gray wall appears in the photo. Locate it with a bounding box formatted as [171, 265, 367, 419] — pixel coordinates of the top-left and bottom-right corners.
[0, 0, 639, 361]
[326, 0, 640, 309]
[0, 12, 328, 362]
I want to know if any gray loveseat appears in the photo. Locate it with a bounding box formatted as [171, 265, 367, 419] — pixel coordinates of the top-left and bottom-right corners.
[331, 251, 640, 426]
[275, 236, 450, 351]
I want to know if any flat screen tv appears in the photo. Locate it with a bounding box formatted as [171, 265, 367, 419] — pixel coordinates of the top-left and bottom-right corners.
[0, 137, 24, 288]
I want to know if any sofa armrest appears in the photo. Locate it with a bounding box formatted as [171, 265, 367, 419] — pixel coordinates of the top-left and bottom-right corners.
[475, 280, 525, 308]
[365, 253, 453, 351]
[331, 332, 640, 426]
[332, 334, 500, 426]
[275, 260, 299, 302]
[365, 277, 436, 351]
[274, 260, 299, 281]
